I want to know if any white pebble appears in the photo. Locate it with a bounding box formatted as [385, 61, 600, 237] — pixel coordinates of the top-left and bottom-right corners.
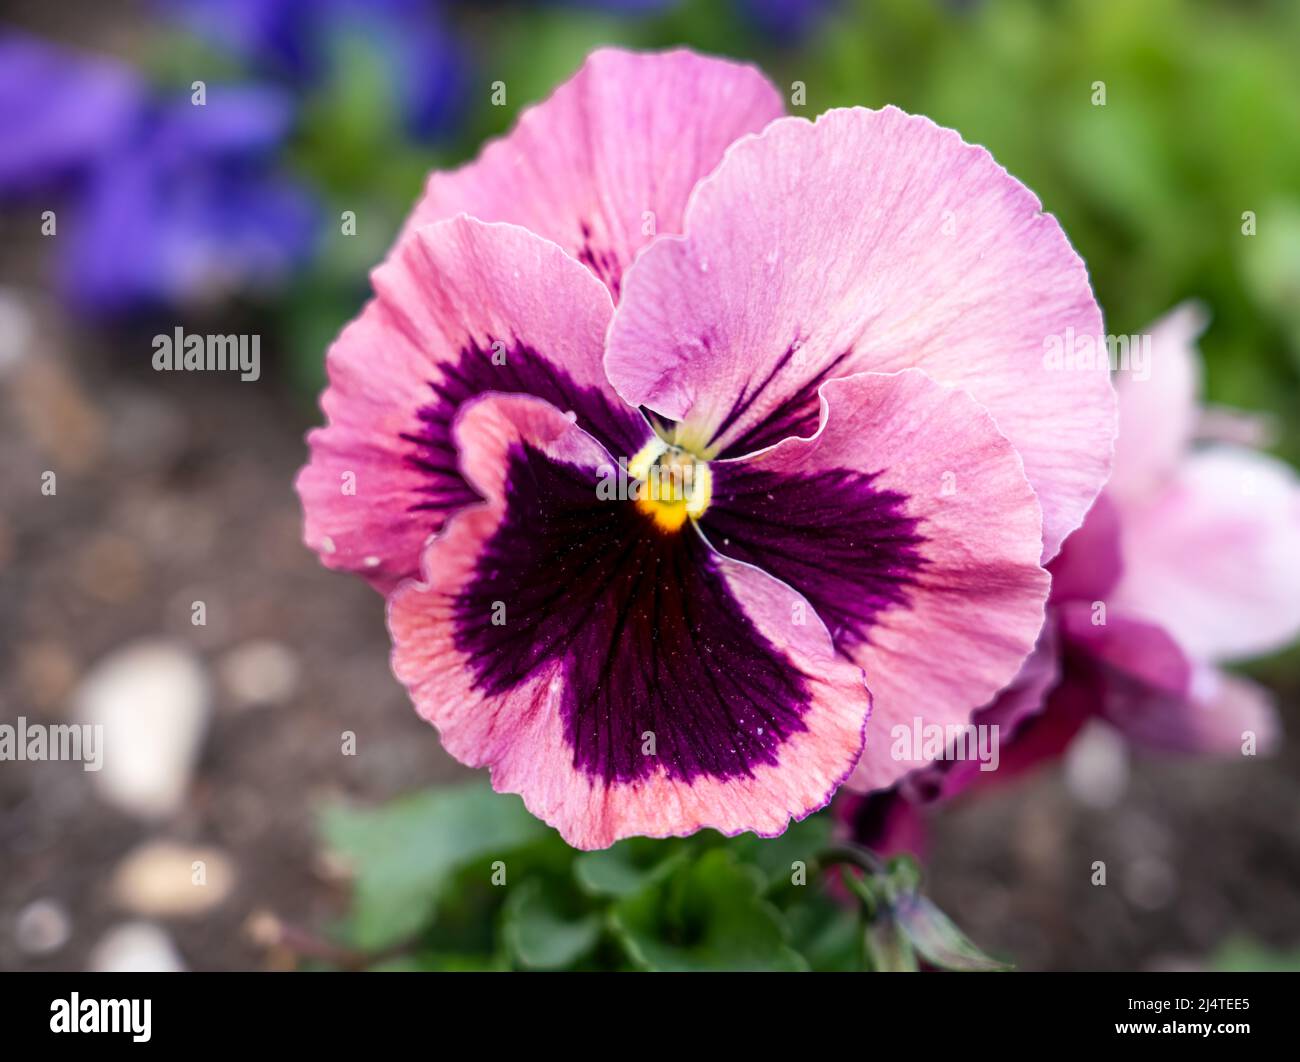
[75, 640, 211, 820]
[88, 922, 186, 973]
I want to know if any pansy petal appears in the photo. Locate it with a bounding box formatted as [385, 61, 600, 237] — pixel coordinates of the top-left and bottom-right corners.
[388, 393, 870, 849]
[1107, 302, 1205, 504]
[841, 623, 1068, 859]
[296, 215, 647, 591]
[1058, 601, 1189, 697]
[401, 47, 784, 298]
[1111, 446, 1300, 662]
[696, 370, 1049, 793]
[0, 33, 143, 195]
[1180, 667, 1281, 756]
[970, 621, 1064, 746]
[1059, 601, 1194, 752]
[1047, 491, 1123, 603]
[838, 788, 928, 861]
[606, 106, 1115, 558]
[1059, 604, 1280, 756]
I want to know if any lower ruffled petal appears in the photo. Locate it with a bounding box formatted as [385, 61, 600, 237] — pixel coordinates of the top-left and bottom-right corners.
[388, 393, 870, 848]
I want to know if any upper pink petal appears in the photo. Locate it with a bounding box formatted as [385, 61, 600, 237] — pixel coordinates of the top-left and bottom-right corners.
[1047, 491, 1123, 603]
[1108, 301, 1205, 505]
[400, 47, 784, 298]
[1111, 446, 1300, 662]
[605, 105, 1116, 559]
[295, 215, 642, 591]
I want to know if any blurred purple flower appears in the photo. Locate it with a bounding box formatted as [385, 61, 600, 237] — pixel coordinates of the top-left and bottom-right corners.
[0, 33, 317, 315]
[67, 89, 318, 314]
[841, 306, 1300, 858]
[735, 0, 836, 42]
[534, 0, 834, 41]
[0, 35, 141, 195]
[548, 0, 678, 12]
[161, 0, 469, 140]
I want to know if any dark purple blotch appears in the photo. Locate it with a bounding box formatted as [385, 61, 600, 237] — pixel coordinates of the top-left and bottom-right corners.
[704, 463, 926, 654]
[453, 443, 813, 786]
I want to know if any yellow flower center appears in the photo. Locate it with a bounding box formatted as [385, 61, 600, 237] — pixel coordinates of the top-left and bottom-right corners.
[628, 437, 713, 532]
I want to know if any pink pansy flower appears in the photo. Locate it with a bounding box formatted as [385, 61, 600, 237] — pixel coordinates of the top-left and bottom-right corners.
[295, 48, 1117, 849]
[843, 304, 1300, 856]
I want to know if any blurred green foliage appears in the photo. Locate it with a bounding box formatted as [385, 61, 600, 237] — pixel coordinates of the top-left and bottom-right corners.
[321, 781, 848, 971]
[1211, 937, 1300, 972]
[320, 780, 1008, 972]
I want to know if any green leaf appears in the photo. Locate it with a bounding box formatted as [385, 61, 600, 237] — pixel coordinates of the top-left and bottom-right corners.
[573, 838, 687, 899]
[502, 880, 602, 970]
[731, 810, 834, 887]
[1239, 201, 1300, 362]
[321, 781, 548, 950]
[610, 849, 807, 972]
[892, 893, 1012, 972]
[784, 896, 864, 972]
[1211, 938, 1300, 973]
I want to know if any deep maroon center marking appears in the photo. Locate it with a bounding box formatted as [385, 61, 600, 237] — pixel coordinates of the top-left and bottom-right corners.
[713, 341, 853, 458]
[453, 443, 813, 786]
[576, 221, 621, 299]
[703, 464, 926, 655]
[647, 340, 855, 460]
[401, 338, 647, 517]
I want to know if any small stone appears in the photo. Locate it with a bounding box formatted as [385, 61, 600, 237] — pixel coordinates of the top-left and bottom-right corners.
[1063, 719, 1129, 809]
[111, 841, 236, 917]
[88, 922, 185, 972]
[15, 640, 79, 714]
[217, 640, 300, 709]
[313, 848, 353, 884]
[15, 899, 71, 955]
[0, 288, 35, 374]
[243, 908, 283, 948]
[74, 641, 211, 820]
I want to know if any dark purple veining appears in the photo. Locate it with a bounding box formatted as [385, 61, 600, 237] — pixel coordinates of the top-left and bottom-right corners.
[401, 338, 648, 517]
[576, 221, 622, 299]
[704, 463, 926, 654]
[711, 341, 853, 459]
